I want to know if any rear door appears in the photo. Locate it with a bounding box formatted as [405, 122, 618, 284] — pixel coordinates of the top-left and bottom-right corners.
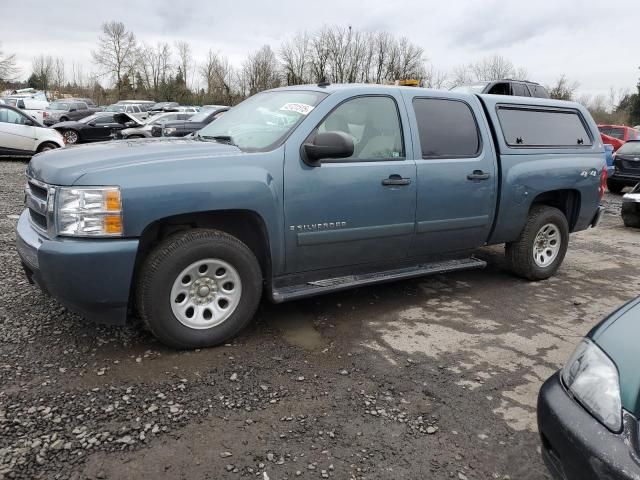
[85, 114, 117, 141]
[401, 91, 498, 256]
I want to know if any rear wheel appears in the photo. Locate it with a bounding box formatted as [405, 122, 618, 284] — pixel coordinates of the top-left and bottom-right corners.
[506, 205, 569, 281]
[136, 229, 263, 349]
[62, 130, 79, 144]
[59, 116, 68, 122]
[126, 134, 144, 139]
[607, 180, 625, 194]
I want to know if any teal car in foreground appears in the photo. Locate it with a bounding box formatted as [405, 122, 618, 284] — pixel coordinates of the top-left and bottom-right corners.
[538, 297, 640, 480]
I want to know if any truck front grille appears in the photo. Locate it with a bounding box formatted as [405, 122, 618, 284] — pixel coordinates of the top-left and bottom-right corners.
[25, 177, 54, 237]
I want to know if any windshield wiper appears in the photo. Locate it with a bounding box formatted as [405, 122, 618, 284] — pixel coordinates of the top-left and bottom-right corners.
[200, 135, 237, 147]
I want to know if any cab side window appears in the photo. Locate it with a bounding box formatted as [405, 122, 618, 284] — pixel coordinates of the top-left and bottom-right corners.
[316, 96, 404, 160]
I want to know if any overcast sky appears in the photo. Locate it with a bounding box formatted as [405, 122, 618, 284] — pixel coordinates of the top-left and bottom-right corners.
[3, 0, 639, 99]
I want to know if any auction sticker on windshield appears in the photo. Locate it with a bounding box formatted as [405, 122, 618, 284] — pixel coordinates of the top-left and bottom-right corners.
[280, 103, 315, 115]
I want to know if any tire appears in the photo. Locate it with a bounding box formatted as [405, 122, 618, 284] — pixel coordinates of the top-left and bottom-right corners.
[136, 229, 263, 349]
[505, 205, 569, 281]
[59, 116, 68, 122]
[622, 204, 640, 228]
[607, 180, 625, 194]
[62, 130, 79, 144]
[37, 142, 59, 153]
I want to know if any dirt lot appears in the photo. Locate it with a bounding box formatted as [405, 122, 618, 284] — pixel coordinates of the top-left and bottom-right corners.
[1, 158, 638, 480]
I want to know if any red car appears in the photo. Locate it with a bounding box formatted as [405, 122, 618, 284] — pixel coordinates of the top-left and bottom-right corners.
[600, 132, 625, 151]
[598, 125, 639, 148]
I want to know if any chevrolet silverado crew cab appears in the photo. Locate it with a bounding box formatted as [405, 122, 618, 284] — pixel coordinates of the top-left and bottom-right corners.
[16, 84, 606, 349]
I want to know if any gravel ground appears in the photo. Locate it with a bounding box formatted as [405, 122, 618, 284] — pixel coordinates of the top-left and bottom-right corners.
[0, 158, 638, 480]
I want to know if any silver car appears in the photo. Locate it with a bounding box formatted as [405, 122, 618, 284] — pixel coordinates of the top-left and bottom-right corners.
[117, 112, 195, 139]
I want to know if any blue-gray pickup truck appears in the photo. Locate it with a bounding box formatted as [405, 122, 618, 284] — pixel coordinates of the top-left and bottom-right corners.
[16, 83, 606, 349]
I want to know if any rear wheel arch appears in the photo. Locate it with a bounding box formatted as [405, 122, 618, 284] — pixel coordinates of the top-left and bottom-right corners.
[529, 189, 580, 231]
[36, 141, 60, 152]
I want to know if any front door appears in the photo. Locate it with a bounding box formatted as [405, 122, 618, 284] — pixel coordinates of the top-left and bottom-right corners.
[0, 107, 37, 154]
[402, 92, 498, 256]
[284, 94, 417, 273]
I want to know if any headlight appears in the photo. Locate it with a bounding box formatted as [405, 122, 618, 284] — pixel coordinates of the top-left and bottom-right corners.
[164, 127, 176, 135]
[56, 187, 123, 237]
[562, 339, 622, 431]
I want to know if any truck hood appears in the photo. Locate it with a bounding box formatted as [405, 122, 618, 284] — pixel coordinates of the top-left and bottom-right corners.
[589, 297, 640, 417]
[27, 138, 242, 185]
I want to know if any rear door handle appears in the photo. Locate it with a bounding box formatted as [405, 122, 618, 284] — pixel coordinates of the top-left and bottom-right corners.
[467, 170, 490, 181]
[382, 174, 411, 186]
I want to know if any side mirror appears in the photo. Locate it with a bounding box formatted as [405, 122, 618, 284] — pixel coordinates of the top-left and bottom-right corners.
[302, 131, 354, 166]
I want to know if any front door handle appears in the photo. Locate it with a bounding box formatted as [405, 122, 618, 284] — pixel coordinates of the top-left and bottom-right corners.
[382, 174, 411, 186]
[467, 170, 490, 181]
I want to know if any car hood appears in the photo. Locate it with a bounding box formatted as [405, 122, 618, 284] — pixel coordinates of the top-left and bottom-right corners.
[27, 138, 242, 185]
[589, 297, 640, 417]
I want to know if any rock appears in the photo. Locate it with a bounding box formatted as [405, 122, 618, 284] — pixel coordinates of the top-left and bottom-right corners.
[220, 451, 233, 458]
[267, 452, 274, 462]
[96, 471, 107, 479]
[147, 405, 158, 413]
[50, 439, 65, 450]
[230, 373, 238, 382]
[426, 426, 438, 434]
[458, 473, 468, 480]
[339, 369, 349, 375]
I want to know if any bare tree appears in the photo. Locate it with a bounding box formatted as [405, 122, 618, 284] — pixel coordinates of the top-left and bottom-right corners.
[547, 75, 579, 101]
[424, 66, 449, 89]
[280, 32, 311, 85]
[138, 42, 172, 97]
[242, 45, 280, 95]
[53, 57, 66, 93]
[32, 55, 54, 93]
[175, 41, 192, 89]
[92, 21, 138, 98]
[200, 49, 235, 104]
[0, 43, 20, 84]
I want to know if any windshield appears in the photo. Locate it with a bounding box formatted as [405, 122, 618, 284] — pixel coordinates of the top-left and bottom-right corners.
[48, 102, 70, 110]
[79, 113, 108, 124]
[599, 127, 625, 140]
[197, 91, 327, 151]
[617, 141, 640, 155]
[106, 105, 126, 112]
[451, 82, 490, 93]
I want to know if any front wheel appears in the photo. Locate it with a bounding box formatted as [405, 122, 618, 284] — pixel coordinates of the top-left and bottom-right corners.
[62, 130, 79, 144]
[506, 205, 569, 281]
[136, 229, 263, 349]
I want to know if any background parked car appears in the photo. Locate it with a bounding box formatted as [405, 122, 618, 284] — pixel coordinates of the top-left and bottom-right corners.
[604, 143, 615, 177]
[621, 183, 640, 227]
[0, 104, 64, 157]
[156, 107, 229, 137]
[43, 100, 100, 126]
[147, 102, 179, 116]
[607, 139, 640, 193]
[52, 112, 141, 144]
[450, 79, 550, 98]
[600, 132, 625, 152]
[2, 96, 49, 123]
[117, 112, 195, 139]
[538, 296, 640, 480]
[598, 124, 639, 142]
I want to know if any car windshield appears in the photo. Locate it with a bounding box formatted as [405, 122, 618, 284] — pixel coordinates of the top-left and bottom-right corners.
[197, 91, 327, 151]
[106, 105, 126, 112]
[79, 113, 107, 124]
[599, 127, 625, 140]
[617, 141, 640, 155]
[451, 83, 489, 93]
[48, 102, 70, 110]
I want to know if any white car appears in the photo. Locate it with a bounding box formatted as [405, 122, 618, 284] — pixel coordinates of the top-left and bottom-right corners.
[0, 104, 64, 158]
